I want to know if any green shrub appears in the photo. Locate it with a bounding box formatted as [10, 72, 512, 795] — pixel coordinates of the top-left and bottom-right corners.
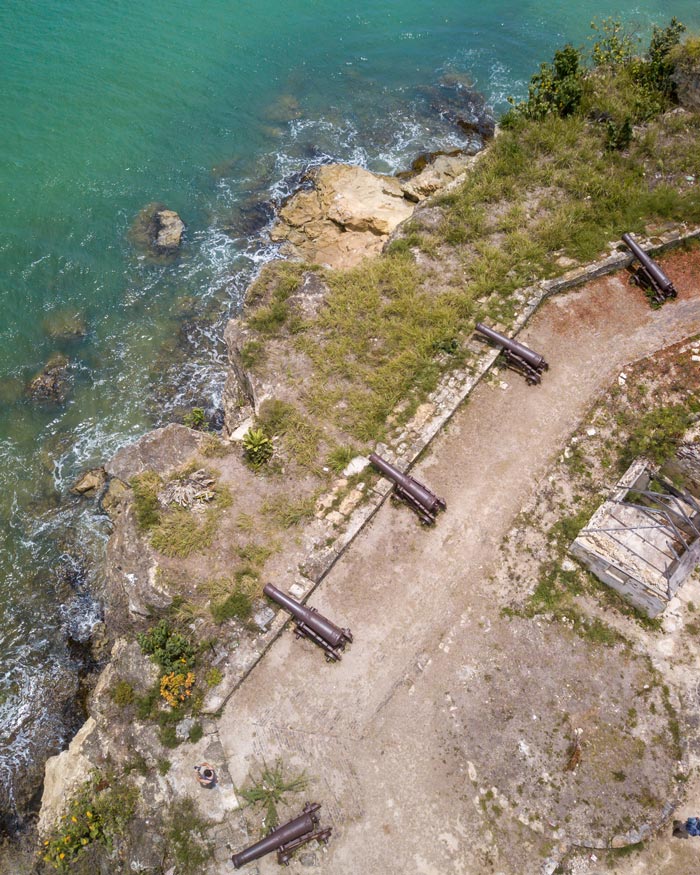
[188, 722, 204, 744]
[506, 43, 584, 121]
[137, 619, 195, 674]
[42, 771, 138, 871]
[157, 758, 171, 775]
[243, 427, 274, 468]
[211, 588, 253, 624]
[183, 407, 207, 430]
[110, 680, 135, 707]
[605, 116, 633, 151]
[621, 403, 694, 467]
[205, 667, 223, 687]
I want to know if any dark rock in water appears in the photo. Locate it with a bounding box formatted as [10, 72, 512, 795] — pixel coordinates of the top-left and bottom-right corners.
[42, 310, 88, 342]
[129, 202, 186, 257]
[208, 407, 226, 431]
[419, 75, 496, 142]
[27, 353, 71, 404]
[223, 198, 276, 237]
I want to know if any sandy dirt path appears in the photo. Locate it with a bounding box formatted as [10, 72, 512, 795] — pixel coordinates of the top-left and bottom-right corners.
[218, 257, 700, 875]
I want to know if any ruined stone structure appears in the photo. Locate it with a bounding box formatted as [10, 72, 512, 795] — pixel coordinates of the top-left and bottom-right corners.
[571, 453, 700, 618]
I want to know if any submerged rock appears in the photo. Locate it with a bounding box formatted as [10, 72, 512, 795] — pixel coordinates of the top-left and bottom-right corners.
[41, 310, 88, 341]
[129, 202, 186, 257]
[27, 353, 71, 404]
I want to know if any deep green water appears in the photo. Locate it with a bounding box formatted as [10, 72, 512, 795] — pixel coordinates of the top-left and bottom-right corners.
[1, 0, 699, 822]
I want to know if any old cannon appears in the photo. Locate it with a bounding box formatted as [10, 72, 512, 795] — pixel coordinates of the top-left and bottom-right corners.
[474, 322, 548, 385]
[621, 232, 677, 305]
[369, 452, 446, 525]
[263, 583, 353, 661]
[232, 802, 332, 868]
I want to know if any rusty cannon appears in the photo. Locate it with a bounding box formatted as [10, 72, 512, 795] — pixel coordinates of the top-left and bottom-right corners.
[263, 583, 353, 661]
[369, 452, 446, 525]
[232, 802, 332, 868]
[474, 322, 549, 385]
[621, 232, 677, 306]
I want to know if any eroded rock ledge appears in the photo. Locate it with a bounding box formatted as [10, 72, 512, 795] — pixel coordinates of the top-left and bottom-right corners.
[270, 151, 480, 269]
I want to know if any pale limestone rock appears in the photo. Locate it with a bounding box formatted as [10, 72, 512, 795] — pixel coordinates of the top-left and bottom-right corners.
[400, 153, 476, 201]
[38, 717, 98, 835]
[153, 209, 185, 252]
[270, 164, 414, 269]
[72, 467, 107, 496]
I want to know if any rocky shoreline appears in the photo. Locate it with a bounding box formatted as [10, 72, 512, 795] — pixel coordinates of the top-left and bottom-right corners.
[7, 126, 493, 846]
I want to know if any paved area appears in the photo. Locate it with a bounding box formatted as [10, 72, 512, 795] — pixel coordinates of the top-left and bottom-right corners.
[214, 262, 700, 874]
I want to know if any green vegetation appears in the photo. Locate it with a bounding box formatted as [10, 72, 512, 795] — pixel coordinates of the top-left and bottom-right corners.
[242, 427, 274, 469]
[211, 586, 253, 624]
[262, 493, 316, 528]
[110, 679, 135, 707]
[205, 667, 223, 687]
[183, 407, 207, 430]
[257, 399, 323, 471]
[238, 760, 308, 832]
[130, 471, 162, 531]
[188, 722, 204, 744]
[165, 797, 213, 875]
[619, 401, 698, 468]
[42, 771, 138, 871]
[137, 619, 195, 674]
[238, 20, 699, 449]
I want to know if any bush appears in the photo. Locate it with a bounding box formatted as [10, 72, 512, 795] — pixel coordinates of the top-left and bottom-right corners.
[183, 407, 207, 430]
[205, 667, 223, 687]
[506, 43, 583, 121]
[242, 427, 274, 468]
[605, 116, 633, 151]
[42, 771, 138, 871]
[110, 679, 135, 707]
[137, 620, 195, 674]
[621, 403, 694, 467]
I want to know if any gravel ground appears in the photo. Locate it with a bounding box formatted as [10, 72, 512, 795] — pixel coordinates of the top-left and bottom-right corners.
[207, 250, 700, 875]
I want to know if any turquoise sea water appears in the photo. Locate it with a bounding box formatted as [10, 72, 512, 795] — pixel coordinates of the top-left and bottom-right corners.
[2, 0, 700, 823]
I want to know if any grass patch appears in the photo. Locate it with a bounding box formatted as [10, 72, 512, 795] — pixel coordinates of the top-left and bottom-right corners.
[262, 493, 316, 528]
[130, 471, 163, 531]
[165, 797, 213, 875]
[257, 398, 324, 471]
[149, 486, 231, 558]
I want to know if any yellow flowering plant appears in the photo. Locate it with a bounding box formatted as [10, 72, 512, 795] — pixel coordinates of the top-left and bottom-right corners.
[42, 771, 137, 871]
[159, 670, 195, 708]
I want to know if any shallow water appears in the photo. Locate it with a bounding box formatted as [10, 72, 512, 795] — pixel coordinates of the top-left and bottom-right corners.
[1, 0, 699, 824]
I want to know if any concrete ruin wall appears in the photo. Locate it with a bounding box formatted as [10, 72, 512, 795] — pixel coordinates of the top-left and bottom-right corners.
[571, 458, 700, 618]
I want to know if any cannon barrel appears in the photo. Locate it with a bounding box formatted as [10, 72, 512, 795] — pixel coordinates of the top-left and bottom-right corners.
[475, 322, 547, 372]
[232, 803, 322, 869]
[621, 233, 676, 298]
[263, 584, 352, 655]
[369, 453, 446, 524]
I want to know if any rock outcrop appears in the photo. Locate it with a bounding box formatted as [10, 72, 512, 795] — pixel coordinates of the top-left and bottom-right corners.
[270, 164, 413, 269]
[27, 353, 71, 404]
[269, 151, 480, 269]
[129, 202, 186, 257]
